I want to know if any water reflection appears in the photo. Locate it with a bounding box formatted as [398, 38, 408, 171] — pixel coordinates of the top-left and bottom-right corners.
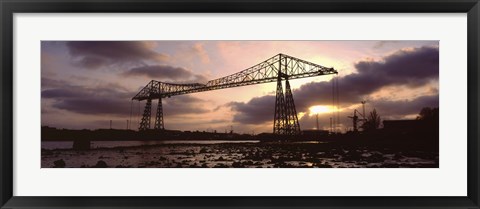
[42, 140, 259, 150]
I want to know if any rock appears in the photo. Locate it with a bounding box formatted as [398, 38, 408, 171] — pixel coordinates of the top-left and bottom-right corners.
[93, 160, 108, 168]
[366, 153, 385, 163]
[232, 161, 244, 168]
[393, 153, 403, 160]
[53, 159, 66, 168]
[316, 163, 332, 168]
[214, 163, 228, 168]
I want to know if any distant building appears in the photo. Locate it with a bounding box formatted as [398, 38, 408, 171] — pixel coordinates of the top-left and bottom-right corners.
[383, 120, 424, 134]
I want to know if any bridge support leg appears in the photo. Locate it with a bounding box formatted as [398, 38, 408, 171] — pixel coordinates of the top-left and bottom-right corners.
[139, 99, 152, 131]
[273, 77, 286, 135]
[154, 97, 164, 130]
[284, 78, 301, 135]
[273, 79, 301, 135]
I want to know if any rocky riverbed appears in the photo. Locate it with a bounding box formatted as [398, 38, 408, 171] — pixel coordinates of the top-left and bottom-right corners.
[41, 141, 438, 168]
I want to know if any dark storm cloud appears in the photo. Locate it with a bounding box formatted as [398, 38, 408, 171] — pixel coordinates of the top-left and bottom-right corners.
[42, 88, 89, 98]
[41, 77, 68, 88]
[75, 56, 107, 69]
[43, 83, 132, 100]
[125, 65, 190, 79]
[43, 81, 210, 117]
[371, 94, 439, 118]
[295, 46, 439, 109]
[228, 95, 275, 124]
[228, 46, 439, 125]
[163, 95, 211, 116]
[355, 47, 439, 84]
[52, 97, 133, 116]
[42, 81, 135, 116]
[47, 93, 210, 117]
[66, 41, 168, 69]
[123, 65, 209, 83]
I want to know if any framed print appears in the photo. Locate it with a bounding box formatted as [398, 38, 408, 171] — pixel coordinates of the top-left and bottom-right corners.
[1, 0, 479, 208]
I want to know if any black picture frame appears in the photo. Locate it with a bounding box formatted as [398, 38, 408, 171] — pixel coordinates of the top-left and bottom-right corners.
[1, 0, 479, 208]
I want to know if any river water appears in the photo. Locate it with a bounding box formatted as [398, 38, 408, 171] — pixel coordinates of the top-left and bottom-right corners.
[42, 140, 260, 150]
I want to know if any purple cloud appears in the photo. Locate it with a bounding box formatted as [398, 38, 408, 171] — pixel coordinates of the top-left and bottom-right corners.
[66, 41, 169, 69]
[229, 95, 275, 125]
[42, 79, 209, 116]
[123, 65, 209, 83]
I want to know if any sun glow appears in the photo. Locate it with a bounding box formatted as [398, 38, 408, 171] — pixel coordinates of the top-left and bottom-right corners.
[309, 105, 334, 116]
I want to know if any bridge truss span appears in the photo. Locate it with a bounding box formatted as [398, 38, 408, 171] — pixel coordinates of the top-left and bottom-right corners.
[132, 53, 337, 135]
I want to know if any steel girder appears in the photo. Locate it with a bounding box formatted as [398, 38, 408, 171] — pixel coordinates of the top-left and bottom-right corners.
[132, 53, 337, 101]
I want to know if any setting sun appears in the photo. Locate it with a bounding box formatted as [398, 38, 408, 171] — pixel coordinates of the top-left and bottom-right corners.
[309, 105, 333, 116]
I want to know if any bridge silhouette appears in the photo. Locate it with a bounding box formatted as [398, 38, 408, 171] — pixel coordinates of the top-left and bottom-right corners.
[132, 53, 337, 135]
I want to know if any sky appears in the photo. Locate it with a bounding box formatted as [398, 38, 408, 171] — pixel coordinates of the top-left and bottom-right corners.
[41, 41, 439, 134]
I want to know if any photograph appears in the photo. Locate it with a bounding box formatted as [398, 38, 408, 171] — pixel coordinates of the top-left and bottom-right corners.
[41, 40, 439, 168]
[2, 0, 478, 208]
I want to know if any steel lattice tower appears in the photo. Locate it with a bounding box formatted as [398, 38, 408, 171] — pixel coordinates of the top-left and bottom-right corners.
[273, 56, 301, 135]
[273, 76, 287, 134]
[139, 98, 152, 131]
[154, 97, 164, 130]
[284, 78, 301, 135]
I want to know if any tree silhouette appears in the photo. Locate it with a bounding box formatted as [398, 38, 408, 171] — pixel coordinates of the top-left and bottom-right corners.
[361, 109, 381, 131]
[416, 107, 439, 121]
